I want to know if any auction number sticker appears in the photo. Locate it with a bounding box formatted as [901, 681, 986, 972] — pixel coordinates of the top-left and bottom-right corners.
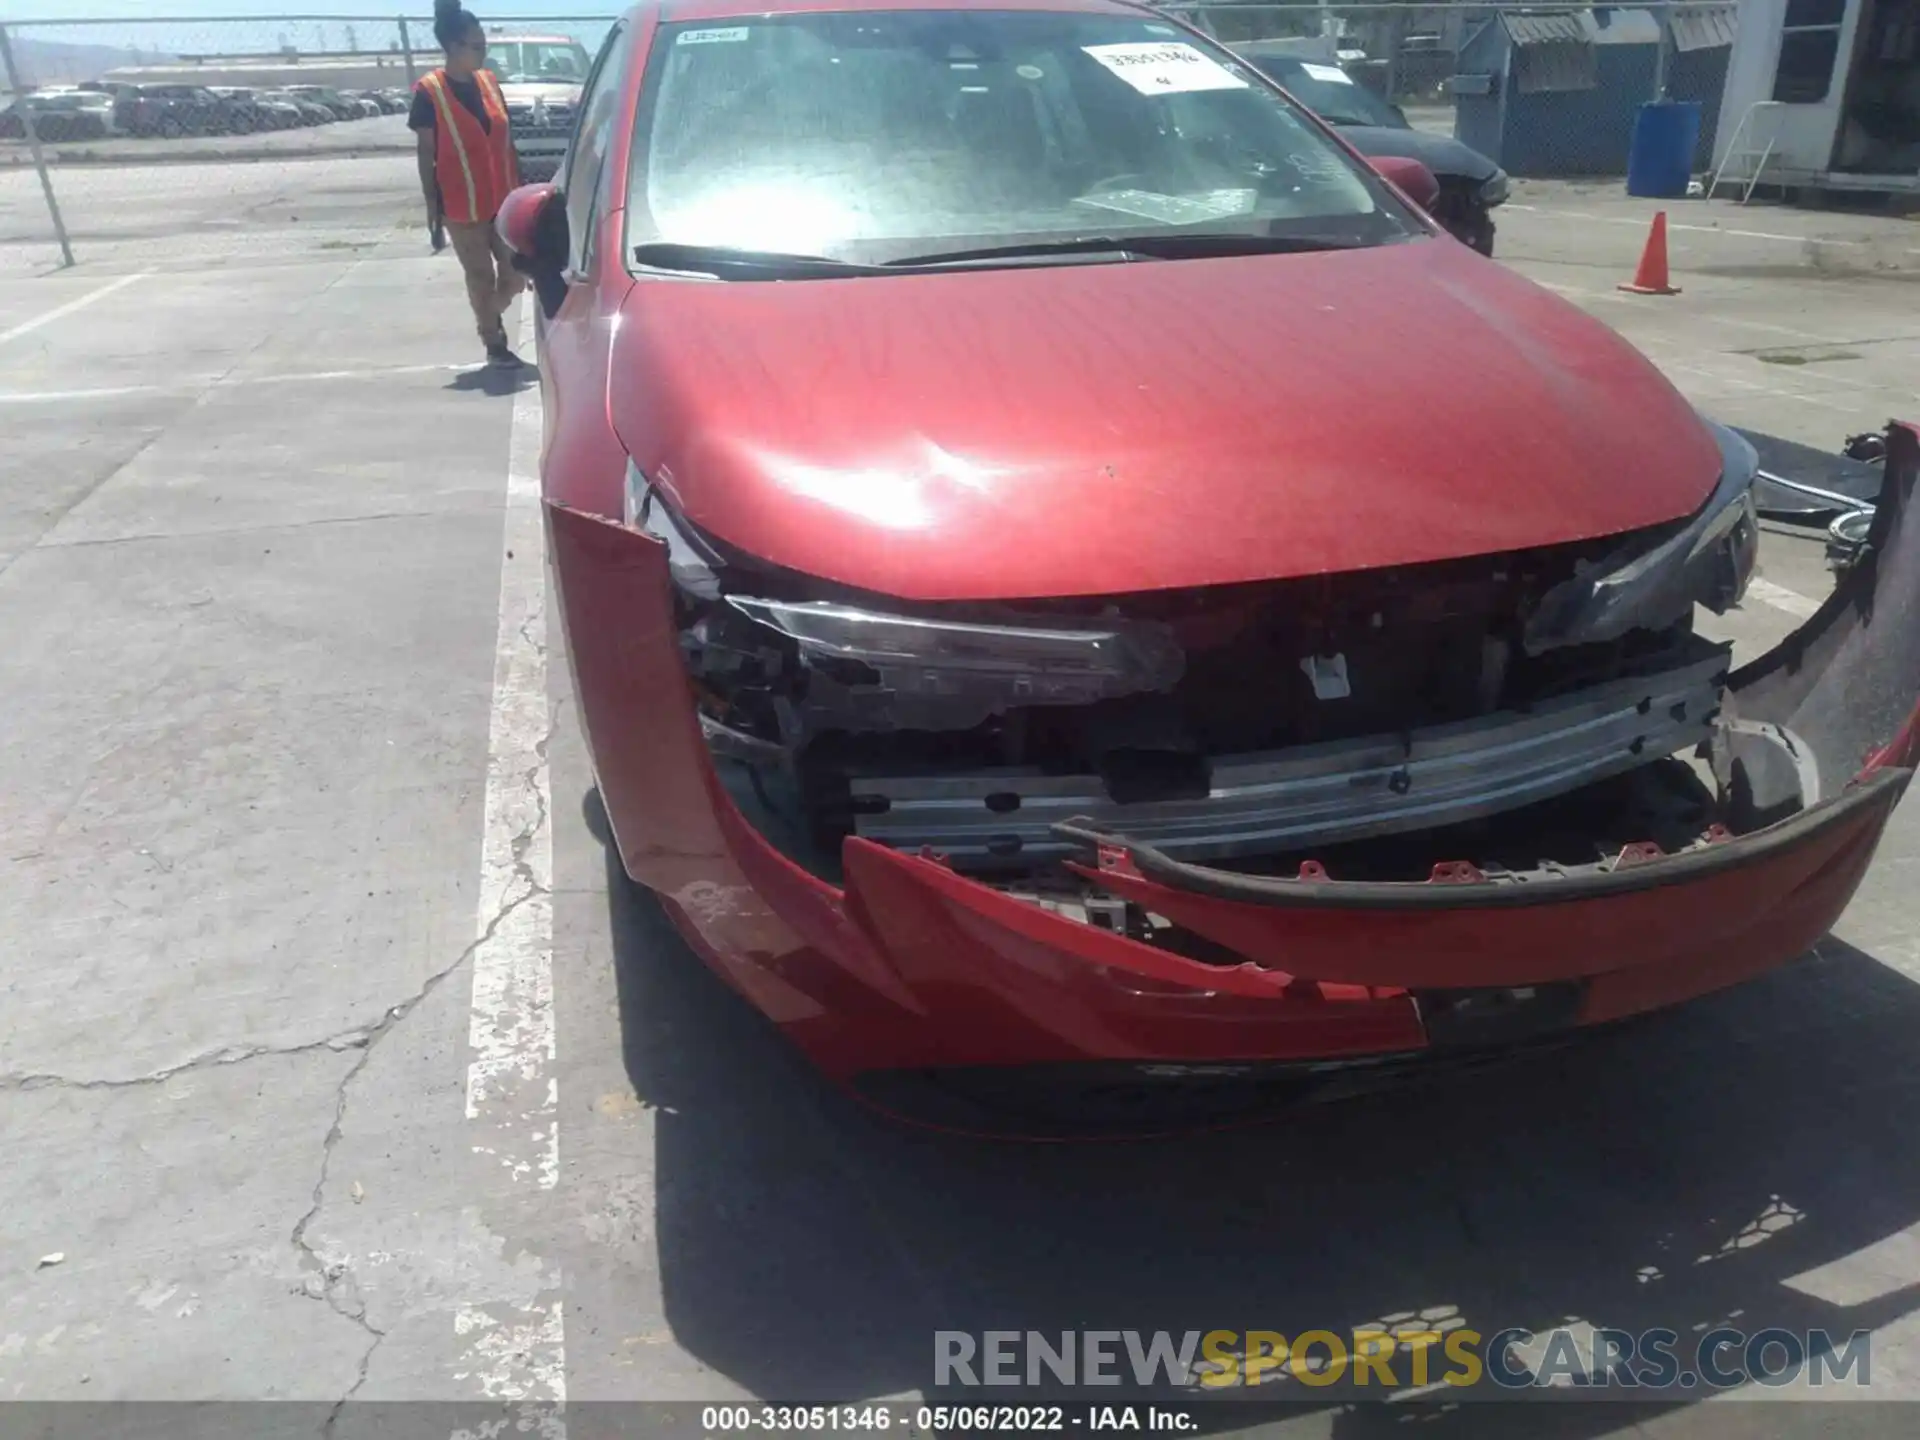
[1301, 61, 1354, 84]
[1082, 42, 1249, 95]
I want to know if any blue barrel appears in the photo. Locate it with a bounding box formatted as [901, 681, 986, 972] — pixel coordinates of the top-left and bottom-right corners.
[1626, 100, 1702, 198]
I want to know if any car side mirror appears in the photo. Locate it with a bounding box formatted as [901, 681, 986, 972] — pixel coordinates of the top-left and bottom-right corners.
[496, 182, 567, 272]
[1368, 155, 1440, 212]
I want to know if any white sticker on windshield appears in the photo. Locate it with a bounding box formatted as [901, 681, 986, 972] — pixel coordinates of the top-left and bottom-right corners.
[1073, 187, 1258, 224]
[1301, 61, 1354, 84]
[678, 26, 748, 44]
[1082, 42, 1250, 95]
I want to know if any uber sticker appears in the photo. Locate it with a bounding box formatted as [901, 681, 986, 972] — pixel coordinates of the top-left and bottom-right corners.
[1082, 42, 1249, 95]
[1301, 61, 1353, 84]
[678, 26, 748, 44]
[1287, 151, 1347, 182]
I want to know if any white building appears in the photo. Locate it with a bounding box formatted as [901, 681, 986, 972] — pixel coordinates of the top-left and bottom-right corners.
[1714, 0, 1920, 193]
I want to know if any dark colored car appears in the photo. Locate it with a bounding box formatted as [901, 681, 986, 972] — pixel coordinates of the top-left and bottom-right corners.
[286, 85, 365, 121]
[259, 89, 336, 127]
[120, 84, 256, 138]
[76, 80, 143, 133]
[208, 86, 303, 131]
[493, 0, 1920, 1133]
[1233, 45, 1507, 255]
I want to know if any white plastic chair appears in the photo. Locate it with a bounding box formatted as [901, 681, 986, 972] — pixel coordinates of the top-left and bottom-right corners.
[1707, 100, 1786, 203]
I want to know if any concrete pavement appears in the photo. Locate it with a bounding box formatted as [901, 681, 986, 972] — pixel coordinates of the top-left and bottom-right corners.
[4, 160, 1920, 1437]
[0, 153, 420, 277]
[1497, 189, 1920, 454]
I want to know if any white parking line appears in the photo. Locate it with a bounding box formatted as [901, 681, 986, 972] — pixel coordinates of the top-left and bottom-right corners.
[0, 272, 150, 348]
[1748, 575, 1823, 620]
[0, 366, 480, 407]
[0, 383, 174, 404]
[459, 303, 566, 1405]
[1506, 205, 1864, 247]
[0, 362, 476, 405]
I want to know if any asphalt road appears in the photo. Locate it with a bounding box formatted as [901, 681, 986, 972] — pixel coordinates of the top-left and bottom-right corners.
[4, 160, 1920, 1435]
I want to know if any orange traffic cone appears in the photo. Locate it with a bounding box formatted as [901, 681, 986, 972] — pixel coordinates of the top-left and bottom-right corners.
[1618, 211, 1681, 295]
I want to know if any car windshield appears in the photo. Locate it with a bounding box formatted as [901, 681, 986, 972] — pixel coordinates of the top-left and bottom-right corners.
[1241, 55, 1407, 128]
[628, 10, 1416, 268]
[487, 41, 590, 83]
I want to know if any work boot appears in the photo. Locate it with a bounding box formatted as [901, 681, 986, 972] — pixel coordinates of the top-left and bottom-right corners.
[484, 321, 522, 368]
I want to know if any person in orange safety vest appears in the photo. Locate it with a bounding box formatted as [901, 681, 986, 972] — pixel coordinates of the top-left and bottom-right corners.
[411, 0, 526, 367]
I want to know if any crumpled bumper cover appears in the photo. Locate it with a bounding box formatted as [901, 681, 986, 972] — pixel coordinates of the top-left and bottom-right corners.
[547, 424, 1920, 1103]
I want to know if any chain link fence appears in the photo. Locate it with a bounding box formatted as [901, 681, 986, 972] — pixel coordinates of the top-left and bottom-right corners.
[1, 5, 1742, 270]
[0, 12, 621, 271]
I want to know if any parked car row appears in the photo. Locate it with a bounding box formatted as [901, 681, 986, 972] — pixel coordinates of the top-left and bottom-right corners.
[0, 82, 406, 143]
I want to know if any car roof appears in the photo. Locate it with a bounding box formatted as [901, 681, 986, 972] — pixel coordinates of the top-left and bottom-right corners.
[651, 0, 1149, 22]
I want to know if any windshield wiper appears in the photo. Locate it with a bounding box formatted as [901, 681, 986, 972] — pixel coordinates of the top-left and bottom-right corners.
[884, 232, 1368, 267]
[631, 242, 885, 278]
[633, 231, 1369, 279]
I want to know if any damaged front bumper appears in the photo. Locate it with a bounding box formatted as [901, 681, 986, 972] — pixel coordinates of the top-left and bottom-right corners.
[547, 424, 1920, 1125]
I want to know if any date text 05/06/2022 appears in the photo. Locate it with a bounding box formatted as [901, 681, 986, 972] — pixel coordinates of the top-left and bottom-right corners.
[700, 1405, 1195, 1434]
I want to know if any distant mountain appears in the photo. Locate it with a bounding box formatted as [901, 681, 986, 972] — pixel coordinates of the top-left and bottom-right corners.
[6, 36, 175, 87]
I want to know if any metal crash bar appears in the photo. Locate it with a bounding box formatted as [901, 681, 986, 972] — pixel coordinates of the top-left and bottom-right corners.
[851, 646, 1729, 866]
[1758, 468, 1876, 515]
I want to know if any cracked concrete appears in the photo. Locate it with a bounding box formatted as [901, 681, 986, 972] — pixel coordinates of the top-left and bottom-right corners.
[0, 1047, 373, 1400]
[287, 873, 548, 1340]
[0, 1027, 371, 1094]
[0, 216, 528, 1401]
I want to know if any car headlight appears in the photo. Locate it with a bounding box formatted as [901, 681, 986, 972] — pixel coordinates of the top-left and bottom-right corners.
[626, 462, 1183, 708]
[724, 596, 1184, 706]
[626, 459, 723, 599]
[1523, 420, 1759, 655]
[1479, 168, 1510, 207]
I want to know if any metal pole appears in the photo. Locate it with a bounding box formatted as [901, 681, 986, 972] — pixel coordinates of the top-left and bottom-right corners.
[1652, 2, 1672, 100]
[0, 22, 76, 269]
[1383, 10, 1405, 105]
[399, 16, 417, 86]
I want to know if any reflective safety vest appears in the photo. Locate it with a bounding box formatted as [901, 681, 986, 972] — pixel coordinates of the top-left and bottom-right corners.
[418, 68, 518, 225]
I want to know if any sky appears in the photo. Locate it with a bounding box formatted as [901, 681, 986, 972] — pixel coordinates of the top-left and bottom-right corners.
[7, 1, 622, 16]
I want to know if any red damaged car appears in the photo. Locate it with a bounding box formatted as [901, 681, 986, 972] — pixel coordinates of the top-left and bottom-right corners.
[500, 0, 1920, 1131]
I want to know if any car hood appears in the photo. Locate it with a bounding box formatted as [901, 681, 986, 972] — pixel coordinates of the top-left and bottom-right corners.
[1336, 124, 1501, 184]
[610, 237, 1722, 602]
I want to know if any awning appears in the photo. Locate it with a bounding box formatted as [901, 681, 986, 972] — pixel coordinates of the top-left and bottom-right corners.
[1670, 4, 1739, 52]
